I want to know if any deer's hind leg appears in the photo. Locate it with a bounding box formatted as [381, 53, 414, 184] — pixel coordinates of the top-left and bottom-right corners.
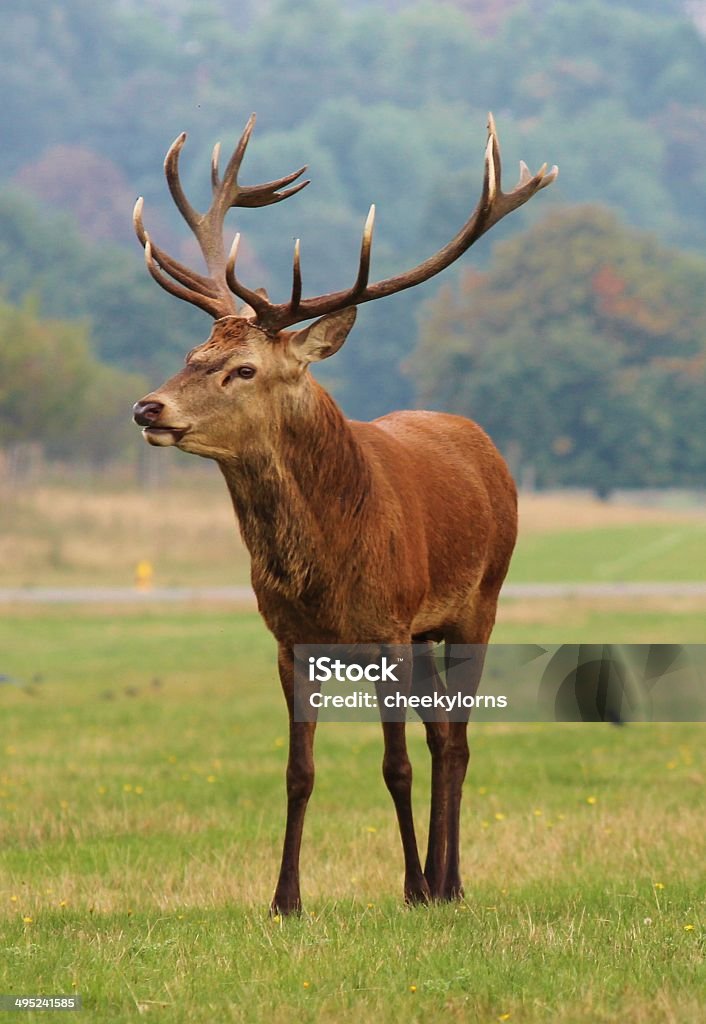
[410, 642, 450, 899]
[442, 591, 501, 900]
[378, 647, 430, 905]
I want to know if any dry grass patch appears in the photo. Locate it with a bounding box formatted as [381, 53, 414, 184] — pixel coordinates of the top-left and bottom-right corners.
[518, 491, 706, 535]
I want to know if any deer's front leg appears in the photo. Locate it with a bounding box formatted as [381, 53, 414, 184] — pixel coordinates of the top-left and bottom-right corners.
[271, 646, 317, 916]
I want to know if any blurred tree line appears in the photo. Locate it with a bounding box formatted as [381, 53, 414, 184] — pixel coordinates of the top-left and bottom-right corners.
[411, 207, 706, 493]
[1, 0, 706, 486]
[0, 296, 145, 470]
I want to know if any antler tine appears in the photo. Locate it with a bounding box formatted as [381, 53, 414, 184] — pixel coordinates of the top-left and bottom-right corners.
[164, 133, 201, 232]
[237, 169, 310, 208]
[215, 114, 257, 211]
[211, 141, 222, 191]
[133, 198, 221, 297]
[142, 236, 224, 317]
[291, 239, 302, 311]
[352, 205, 376, 296]
[211, 114, 311, 209]
[226, 234, 272, 318]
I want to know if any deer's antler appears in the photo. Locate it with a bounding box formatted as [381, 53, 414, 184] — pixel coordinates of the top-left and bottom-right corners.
[133, 114, 310, 319]
[137, 113, 556, 331]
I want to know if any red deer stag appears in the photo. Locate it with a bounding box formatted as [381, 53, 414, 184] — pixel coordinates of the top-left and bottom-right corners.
[132, 113, 556, 914]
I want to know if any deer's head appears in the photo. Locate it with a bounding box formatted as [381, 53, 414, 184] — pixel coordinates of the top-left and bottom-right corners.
[133, 113, 556, 460]
[133, 307, 356, 460]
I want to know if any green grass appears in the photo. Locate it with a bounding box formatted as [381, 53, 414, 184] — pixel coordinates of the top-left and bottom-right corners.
[0, 606, 704, 1022]
[508, 522, 706, 582]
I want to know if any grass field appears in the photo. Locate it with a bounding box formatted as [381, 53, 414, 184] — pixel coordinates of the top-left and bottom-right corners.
[1, 484, 704, 1021]
[0, 602, 704, 1023]
[1, 480, 705, 588]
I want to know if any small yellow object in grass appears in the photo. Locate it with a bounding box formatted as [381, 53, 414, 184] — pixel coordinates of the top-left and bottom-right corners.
[533, 809, 542, 816]
[494, 812, 506, 821]
[274, 737, 285, 748]
[303, 981, 310, 989]
[123, 784, 133, 793]
[666, 761, 677, 770]
[366, 826, 377, 833]
[22, 916, 32, 924]
[59, 900, 67, 908]
[272, 914, 281, 924]
[367, 902, 375, 909]
[653, 882, 665, 890]
[409, 985, 417, 993]
[498, 1014, 512, 1022]
[207, 775, 216, 783]
[586, 796, 597, 805]
[10, 895, 18, 903]
[684, 924, 695, 931]
[135, 559, 154, 591]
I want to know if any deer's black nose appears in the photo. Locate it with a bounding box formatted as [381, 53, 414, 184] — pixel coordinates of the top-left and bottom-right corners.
[133, 400, 164, 427]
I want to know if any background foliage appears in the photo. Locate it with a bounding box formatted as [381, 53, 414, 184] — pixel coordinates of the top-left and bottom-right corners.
[2, 0, 706, 483]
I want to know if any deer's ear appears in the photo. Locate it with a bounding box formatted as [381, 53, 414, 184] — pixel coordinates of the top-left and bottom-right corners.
[288, 307, 357, 364]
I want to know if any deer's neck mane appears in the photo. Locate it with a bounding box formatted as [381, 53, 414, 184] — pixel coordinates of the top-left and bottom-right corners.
[218, 379, 373, 601]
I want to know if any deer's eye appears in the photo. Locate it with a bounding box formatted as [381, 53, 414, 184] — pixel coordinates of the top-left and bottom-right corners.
[222, 365, 256, 386]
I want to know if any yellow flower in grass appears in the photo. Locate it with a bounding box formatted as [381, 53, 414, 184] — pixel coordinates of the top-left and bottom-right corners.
[498, 1014, 512, 1022]
[494, 812, 506, 821]
[22, 916, 32, 924]
[684, 924, 695, 931]
[409, 985, 417, 993]
[586, 796, 597, 805]
[653, 882, 665, 890]
[303, 981, 310, 989]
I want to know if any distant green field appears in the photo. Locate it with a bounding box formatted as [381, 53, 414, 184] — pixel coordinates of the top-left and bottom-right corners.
[0, 606, 704, 1022]
[508, 522, 706, 582]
